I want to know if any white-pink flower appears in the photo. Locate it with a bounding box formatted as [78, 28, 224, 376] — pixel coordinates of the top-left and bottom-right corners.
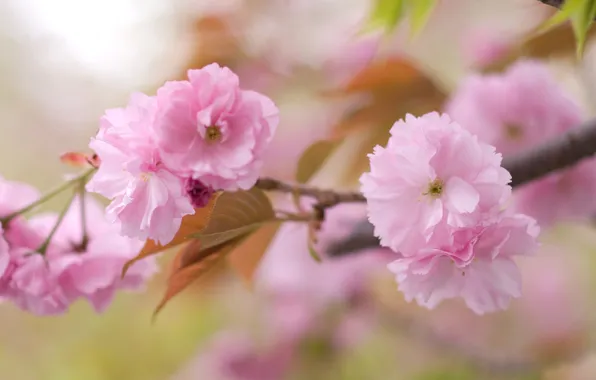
[445, 60, 582, 156]
[388, 213, 539, 314]
[360, 112, 512, 256]
[153, 63, 279, 191]
[86, 93, 194, 245]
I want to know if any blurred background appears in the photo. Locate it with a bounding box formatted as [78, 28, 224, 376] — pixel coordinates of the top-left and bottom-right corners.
[3, 0, 596, 378]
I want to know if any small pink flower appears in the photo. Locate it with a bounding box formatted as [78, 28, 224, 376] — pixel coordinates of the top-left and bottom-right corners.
[184, 178, 215, 209]
[153, 63, 279, 191]
[445, 60, 582, 156]
[388, 213, 540, 314]
[86, 93, 194, 245]
[360, 112, 511, 256]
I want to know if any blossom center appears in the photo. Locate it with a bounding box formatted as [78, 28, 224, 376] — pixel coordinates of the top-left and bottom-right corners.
[504, 124, 523, 140]
[205, 125, 222, 143]
[424, 178, 444, 198]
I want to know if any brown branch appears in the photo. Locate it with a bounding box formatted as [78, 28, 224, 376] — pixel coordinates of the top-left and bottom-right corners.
[255, 177, 365, 209]
[504, 119, 596, 187]
[537, 0, 565, 9]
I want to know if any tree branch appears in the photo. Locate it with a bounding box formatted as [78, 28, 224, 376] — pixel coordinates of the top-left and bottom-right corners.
[537, 0, 565, 10]
[255, 178, 365, 204]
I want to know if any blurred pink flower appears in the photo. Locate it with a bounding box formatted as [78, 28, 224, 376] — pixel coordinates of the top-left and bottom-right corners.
[176, 331, 293, 380]
[86, 93, 194, 245]
[360, 112, 511, 256]
[29, 197, 159, 313]
[446, 60, 596, 226]
[0, 219, 72, 315]
[153, 63, 279, 191]
[512, 158, 596, 226]
[388, 213, 539, 315]
[445, 60, 582, 156]
[257, 201, 390, 340]
[0, 175, 40, 216]
[520, 248, 588, 344]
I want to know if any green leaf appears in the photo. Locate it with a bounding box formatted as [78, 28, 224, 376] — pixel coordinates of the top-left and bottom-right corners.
[537, 0, 596, 58]
[569, 0, 596, 57]
[295, 139, 342, 184]
[408, 0, 437, 35]
[366, 0, 404, 32]
[190, 188, 276, 250]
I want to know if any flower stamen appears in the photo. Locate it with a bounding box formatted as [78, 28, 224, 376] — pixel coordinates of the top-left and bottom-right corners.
[423, 178, 444, 198]
[205, 126, 222, 143]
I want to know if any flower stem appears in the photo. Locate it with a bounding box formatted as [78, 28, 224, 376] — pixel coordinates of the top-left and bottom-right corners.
[77, 181, 89, 252]
[36, 189, 78, 256]
[0, 168, 96, 225]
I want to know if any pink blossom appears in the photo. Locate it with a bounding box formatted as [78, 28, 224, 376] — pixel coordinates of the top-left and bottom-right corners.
[360, 112, 511, 256]
[153, 63, 279, 191]
[86, 93, 194, 245]
[445, 60, 582, 156]
[388, 213, 539, 314]
[29, 197, 159, 313]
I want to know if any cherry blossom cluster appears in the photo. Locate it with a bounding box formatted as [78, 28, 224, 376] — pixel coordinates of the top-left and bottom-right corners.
[0, 177, 158, 315]
[360, 112, 541, 314]
[86, 63, 279, 245]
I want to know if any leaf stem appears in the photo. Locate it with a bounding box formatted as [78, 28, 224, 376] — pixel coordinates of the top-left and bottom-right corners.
[36, 189, 78, 256]
[0, 168, 96, 225]
[76, 181, 89, 252]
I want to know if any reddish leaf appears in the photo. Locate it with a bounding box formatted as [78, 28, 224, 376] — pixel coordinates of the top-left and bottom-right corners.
[121, 193, 221, 277]
[227, 222, 281, 287]
[153, 235, 247, 318]
[190, 188, 276, 250]
[60, 152, 92, 168]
